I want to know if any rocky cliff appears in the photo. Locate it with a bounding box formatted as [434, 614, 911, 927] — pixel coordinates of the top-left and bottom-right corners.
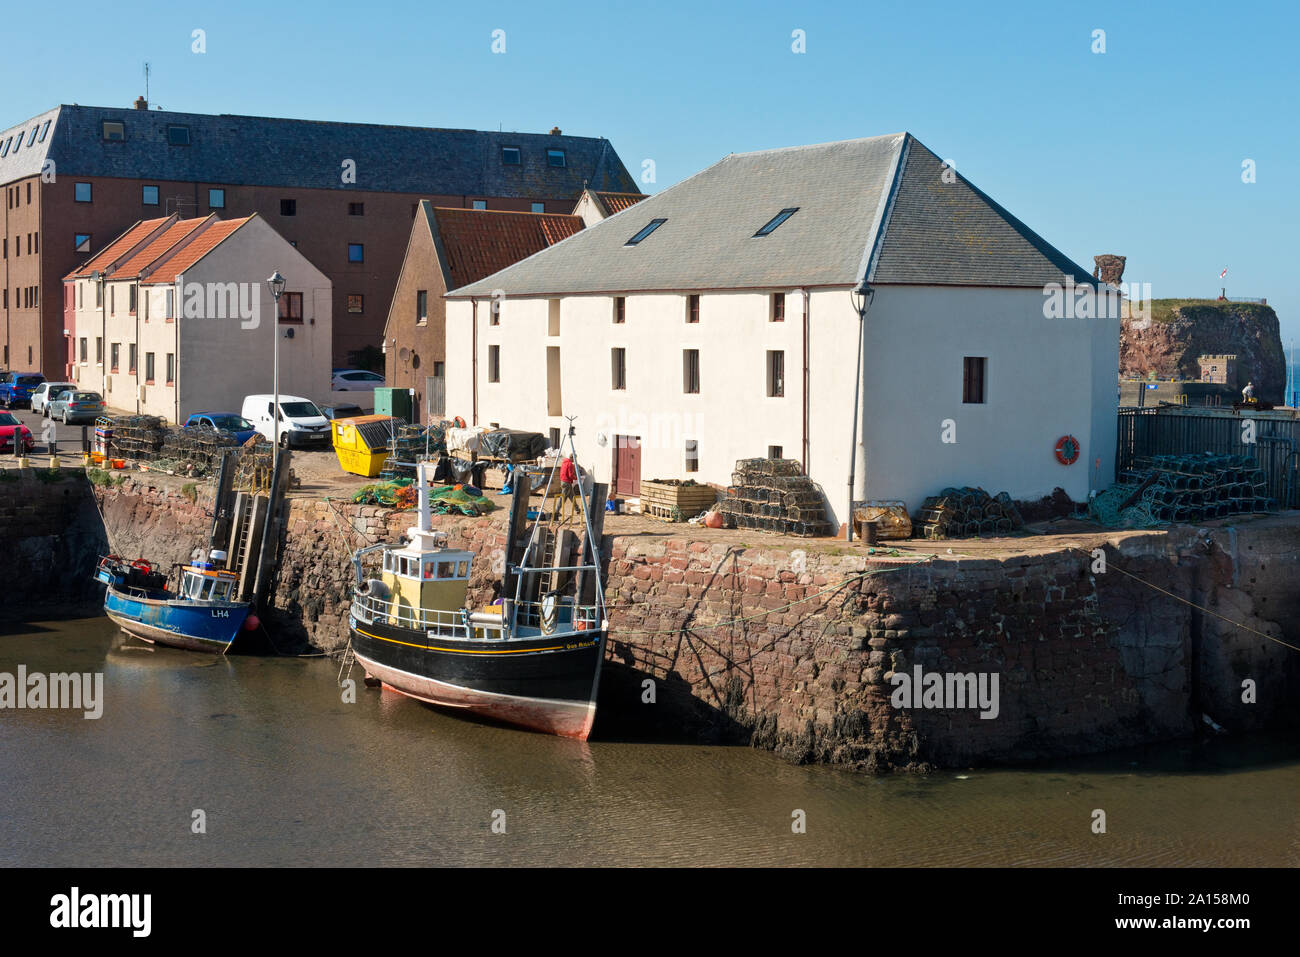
[1121, 300, 1286, 403]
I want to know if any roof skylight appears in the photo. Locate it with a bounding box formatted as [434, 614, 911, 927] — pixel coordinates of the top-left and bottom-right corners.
[754, 207, 799, 237]
[625, 218, 666, 246]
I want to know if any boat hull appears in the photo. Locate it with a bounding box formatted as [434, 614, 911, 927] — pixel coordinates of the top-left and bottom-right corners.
[104, 586, 251, 654]
[350, 617, 602, 739]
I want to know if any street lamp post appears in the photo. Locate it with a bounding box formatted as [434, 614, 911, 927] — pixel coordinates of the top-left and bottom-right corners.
[846, 280, 873, 543]
[267, 271, 286, 448]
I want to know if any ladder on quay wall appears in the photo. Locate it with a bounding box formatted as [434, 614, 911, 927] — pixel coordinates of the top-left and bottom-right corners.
[225, 492, 269, 602]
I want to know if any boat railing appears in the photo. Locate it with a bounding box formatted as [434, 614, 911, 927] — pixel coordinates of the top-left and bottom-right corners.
[351, 593, 478, 634]
[351, 592, 602, 639]
[513, 599, 602, 631]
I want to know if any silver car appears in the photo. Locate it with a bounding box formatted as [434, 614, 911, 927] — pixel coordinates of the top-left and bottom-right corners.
[48, 390, 106, 424]
[33, 381, 75, 416]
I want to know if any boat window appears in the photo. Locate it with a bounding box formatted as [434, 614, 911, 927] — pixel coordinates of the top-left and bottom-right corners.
[423, 561, 436, 579]
[199, 578, 215, 600]
[213, 580, 231, 601]
[457, 561, 469, 577]
[437, 561, 456, 579]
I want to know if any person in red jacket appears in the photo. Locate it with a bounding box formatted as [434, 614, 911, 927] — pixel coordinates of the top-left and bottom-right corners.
[557, 456, 579, 519]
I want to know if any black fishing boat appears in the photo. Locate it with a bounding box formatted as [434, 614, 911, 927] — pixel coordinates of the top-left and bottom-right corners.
[346, 426, 608, 738]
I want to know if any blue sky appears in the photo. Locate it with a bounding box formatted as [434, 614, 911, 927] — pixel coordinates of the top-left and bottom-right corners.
[8, 0, 1298, 352]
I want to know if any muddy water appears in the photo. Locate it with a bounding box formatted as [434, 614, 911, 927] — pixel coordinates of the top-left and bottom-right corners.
[1, 617, 1297, 867]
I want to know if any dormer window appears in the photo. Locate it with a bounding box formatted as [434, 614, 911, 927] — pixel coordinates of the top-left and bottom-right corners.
[546, 148, 566, 168]
[625, 218, 666, 246]
[502, 146, 521, 165]
[754, 208, 799, 237]
[166, 125, 191, 146]
[102, 120, 125, 142]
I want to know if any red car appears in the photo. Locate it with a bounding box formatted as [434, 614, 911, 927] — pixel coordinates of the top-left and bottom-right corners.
[0, 412, 34, 453]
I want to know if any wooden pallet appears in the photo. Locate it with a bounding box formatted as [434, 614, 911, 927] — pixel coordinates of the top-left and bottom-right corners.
[643, 502, 684, 522]
[640, 480, 717, 515]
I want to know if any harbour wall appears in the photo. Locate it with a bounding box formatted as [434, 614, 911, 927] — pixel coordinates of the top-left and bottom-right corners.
[6, 470, 1300, 770]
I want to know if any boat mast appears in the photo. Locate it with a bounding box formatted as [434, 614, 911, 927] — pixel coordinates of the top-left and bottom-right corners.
[564, 417, 606, 622]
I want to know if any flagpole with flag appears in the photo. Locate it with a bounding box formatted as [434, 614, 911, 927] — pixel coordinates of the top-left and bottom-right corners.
[1219, 267, 1227, 299]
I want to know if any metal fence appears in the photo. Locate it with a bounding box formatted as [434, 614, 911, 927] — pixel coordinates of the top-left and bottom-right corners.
[1117, 408, 1300, 508]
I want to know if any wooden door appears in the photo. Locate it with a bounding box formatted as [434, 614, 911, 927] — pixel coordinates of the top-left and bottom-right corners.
[614, 435, 641, 497]
[425, 369, 445, 420]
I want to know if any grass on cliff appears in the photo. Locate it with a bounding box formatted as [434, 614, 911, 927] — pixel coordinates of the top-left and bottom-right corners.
[1145, 299, 1275, 324]
[87, 468, 127, 487]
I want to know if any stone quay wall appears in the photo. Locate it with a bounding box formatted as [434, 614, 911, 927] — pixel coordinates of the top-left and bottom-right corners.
[5, 470, 1296, 771]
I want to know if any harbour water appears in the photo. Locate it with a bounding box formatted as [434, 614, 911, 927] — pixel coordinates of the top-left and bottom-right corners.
[2, 617, 1297, 867]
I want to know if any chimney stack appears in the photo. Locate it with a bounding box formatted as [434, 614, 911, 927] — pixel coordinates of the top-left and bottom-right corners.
[1092, 254, 1126, 287]
[549, 126, 562, 136]
[133, 96, 148, 111]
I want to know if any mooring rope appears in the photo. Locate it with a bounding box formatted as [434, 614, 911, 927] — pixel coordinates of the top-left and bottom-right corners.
[1067, 545, 1300, 653]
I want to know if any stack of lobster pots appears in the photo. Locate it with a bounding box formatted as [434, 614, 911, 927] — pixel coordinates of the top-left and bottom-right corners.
[916, 487, 1024, 539]
[718, 458, 830, 537]
[108, 415, 167, 460]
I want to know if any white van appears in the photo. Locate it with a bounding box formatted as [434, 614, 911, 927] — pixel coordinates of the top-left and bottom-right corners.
[241, 394, 331, 449]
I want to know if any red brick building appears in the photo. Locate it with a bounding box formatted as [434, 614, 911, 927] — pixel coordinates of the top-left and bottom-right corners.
[384, 202, 585, 420]
[0, 100, 637, 379]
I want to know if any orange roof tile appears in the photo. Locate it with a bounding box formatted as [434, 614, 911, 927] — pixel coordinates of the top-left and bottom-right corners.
[110, 217, 212, 279]
[431, 207, 584, 289]
[65, 217, 172, 280]
[142, 218, 252, 284]
[595, 191, 648, 214]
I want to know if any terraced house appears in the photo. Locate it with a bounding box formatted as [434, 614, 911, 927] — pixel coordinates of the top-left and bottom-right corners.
[444, 134, 1122, 528]
[64, 212, 330, 423]
[0, 98, 636, 379]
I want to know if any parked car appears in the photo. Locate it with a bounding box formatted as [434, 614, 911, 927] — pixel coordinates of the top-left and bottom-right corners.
[0, 412, 34, 454]
[0, 371, 46, 408]
[240, 394, 331, 449]
[32, 382, 75, 416]
[331, 369, 386, 391]
[183, 412, 260, 445]
[48, 390, 106, 424]
[319, 402, 366, 421]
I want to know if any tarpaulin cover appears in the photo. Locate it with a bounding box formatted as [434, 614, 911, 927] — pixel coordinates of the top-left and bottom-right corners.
[446, 426, 488, 454]
[479, 429, 548, 461]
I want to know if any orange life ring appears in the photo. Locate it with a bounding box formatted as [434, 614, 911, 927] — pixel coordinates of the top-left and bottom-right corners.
[1055, 435, 1080, 465]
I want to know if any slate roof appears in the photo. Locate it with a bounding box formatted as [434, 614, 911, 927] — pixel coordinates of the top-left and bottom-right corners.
[425, 204, 584, 290]
[447, 133, 1097, 298]
[0, 105, 636, 197]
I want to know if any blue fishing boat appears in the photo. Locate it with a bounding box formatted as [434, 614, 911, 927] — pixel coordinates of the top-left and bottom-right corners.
[95, 550, 256, 653]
